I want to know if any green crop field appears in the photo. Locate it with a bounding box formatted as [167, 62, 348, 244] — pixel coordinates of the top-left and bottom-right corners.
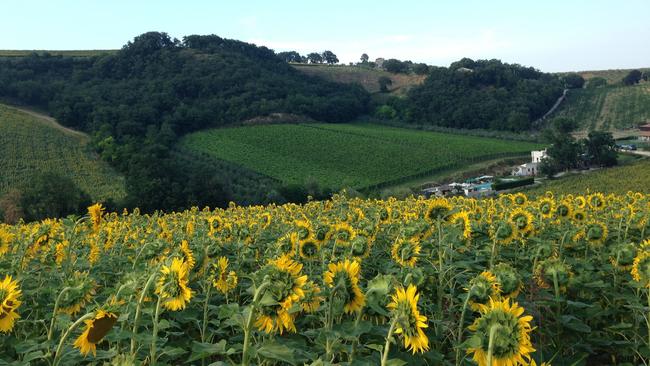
[179, 123, 541, 189]
[0, 104, 126, 201]
[524, 158, 650, 196]
[550, 83, 650, 137]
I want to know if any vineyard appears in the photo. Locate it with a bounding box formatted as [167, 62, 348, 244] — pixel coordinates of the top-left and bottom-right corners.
[0, 192, 648, 365]
[550, 83, 650, 137]
[179, 123, 540, 190]
[525, 159, 650, 196]
[0, 104, 126, 201]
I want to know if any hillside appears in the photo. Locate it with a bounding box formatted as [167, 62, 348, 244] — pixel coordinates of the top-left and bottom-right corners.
[292, 64, 425, 95]
[524, 158, 650, 196]
[550, 83, 650, 138]
[178, 123, 541, 190]
[0, 49, 116, 57]
[0, 103, 126, 201]
[577, 68, 650, 85]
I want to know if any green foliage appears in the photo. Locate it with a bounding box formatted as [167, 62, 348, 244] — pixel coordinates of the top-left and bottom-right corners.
[406, 59, 564, 131]
[378, 76, 393, 93]
[563, 73, 585, 89]
[582, 131, 617, 167]
[0, 104, 125, 202]
[586, 77, 607, 88]
[179, 123, 541, 190]
[19, 171, 91, 222]
[375, 105, 397, 119]
[492, 177, 534, 191]
[623, 69, 643, 86]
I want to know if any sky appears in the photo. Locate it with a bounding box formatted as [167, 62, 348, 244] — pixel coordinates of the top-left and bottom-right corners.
[2, 0, 649, 72]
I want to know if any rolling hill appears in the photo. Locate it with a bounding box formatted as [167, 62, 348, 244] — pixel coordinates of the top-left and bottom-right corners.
[178, 123, 541, 190]
[0, 103, 126, 201]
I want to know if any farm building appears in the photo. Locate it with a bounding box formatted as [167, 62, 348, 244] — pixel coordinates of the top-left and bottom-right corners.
[640, 123, 650, 141]
[512, 150, 547, 176]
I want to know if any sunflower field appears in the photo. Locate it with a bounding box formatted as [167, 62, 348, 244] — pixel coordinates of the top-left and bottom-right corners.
[0, 192, 649, 365]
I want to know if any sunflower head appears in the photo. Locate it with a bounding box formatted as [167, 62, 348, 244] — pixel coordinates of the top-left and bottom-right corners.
[330, 222, 357, 246]
[73, 310, 118, 357]
[609, 243, 637, 271]
[0, 275, 21, 333]
[301, 281, 323, 313]
[513, 193, 528, 206]
[58, 271, 96, 316]
[584, 221, 608, 247]
[534, 258, 572, 291]
[467, 271, 501, 311]
[572, 209, 587, 223]
[387, 284, 429, 354]
[509, 209, 534, 235]
[555, 201, 573, 220]
[450, 211, 472, 240]
[350, 232, 373, 259]
[632, 244, 650, 287]
[391, 237, 421, 268]
[299, 236, 320, 260]
[466, 298, 535, 366]
[537, 198, 555, 219]
[493, 263, 522, 299]
[324, 260, 365, 314]
[587, 193, 606, 210]
[262, 254, 308, 311]
[212, 257, 238, 294]
[88, 203, 105, 233]
[425, 198, 452, 222]
[155, 258, 193, 311]
[294, 219, 313, 240]
[490, 220, 517, 245]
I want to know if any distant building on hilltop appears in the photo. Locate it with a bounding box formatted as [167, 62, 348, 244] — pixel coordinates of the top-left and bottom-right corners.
[512, 149, 547, 176]
[375, 58, 385, 70]
[640, 123, 650, 141]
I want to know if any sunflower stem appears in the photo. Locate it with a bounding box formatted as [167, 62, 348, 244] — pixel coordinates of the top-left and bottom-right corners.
[455, 292, 471, 366]
[201, 282, 212, 344]
[52, 311, 95, 366]
[150, 295, 163, 366]
[380, 316, 399, 366]
[489, 237, 498, 269]
[130, 271, 158, 356]
[241, 280, 270, 366]
[486, 324, 498, 366]
[48, 285, 79, 342]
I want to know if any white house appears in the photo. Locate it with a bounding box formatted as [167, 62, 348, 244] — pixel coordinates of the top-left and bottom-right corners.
[512, 150, 547, 176]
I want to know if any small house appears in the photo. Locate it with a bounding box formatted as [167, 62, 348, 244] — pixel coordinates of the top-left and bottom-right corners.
[640, 123, 650, 141]
[512, 149, 547, 176]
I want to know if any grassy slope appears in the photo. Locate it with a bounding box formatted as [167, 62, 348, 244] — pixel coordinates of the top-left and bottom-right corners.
[577, 68, 650, 84]
[292, 64, 425, 95]
[524, 158, 650, 196]
[0, 50, 117, 57]
[0, 104, 126, 201]
[178, 123, 541, 189]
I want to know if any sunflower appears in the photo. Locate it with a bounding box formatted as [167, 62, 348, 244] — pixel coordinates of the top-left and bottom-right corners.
[73, 310, 118, 356]
[324, 260, 366, 314]
[509, 209, 534, 236]
[180, 240, 196, 269]
[512, 193, 528, 206]
[493, 263, 522, 299]
[466, 298, 535, 366]
[294, 219, 313, 240]
[490, 220, 518, 245]
[350, 231, 374, 260]
[207, 216, 224, 237]
[425, 198, 452, 222]
[534, 258, 572, 292]
[631, 241, 650, 287]
[0, 229, 13, 257]
[254, 255, 308, 334]
[587, 193, 606, 210]
[276, 232, 299, 256]
[330, 222, 357, 246]
[555, 200, 573, 220]
[450, 211, 473, 240]
[609, 243, 637, 271]
[467, 271, 501, 311]
[572, 209, 587, 223]
[299, 236, 320, 260]
[387, 284, 429, 354]
[155, 258, 193, 311]
[574, 196, 587, 209]
[58, 271, 97, 316]
[212, 257, 238, 294]
[301, 281, 323, 313]
[584, 221, 608, 246]
[87, 203, 105, 233]
[391, 237, 421, 267]
[537, 198, 555, 219]
[0, 275, 21, 333]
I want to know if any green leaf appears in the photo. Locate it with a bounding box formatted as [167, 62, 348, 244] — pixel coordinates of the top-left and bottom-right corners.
[257, 341, 297, 365]
[365, 344, 384, 353]
[187, 340, 228, 362]
[385, 359, 407, 366]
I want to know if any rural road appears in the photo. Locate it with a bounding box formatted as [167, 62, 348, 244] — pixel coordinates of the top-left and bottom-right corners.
[624, 150, 650, 157]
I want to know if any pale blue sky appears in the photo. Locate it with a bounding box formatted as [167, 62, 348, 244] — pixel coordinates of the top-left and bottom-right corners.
[2, 0, 649, 72]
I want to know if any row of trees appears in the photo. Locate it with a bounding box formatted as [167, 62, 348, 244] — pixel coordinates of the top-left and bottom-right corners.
[276, 50, 339, 64]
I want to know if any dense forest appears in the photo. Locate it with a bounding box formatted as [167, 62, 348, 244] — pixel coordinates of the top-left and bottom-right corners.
[384, 58, 564, 131]
[0, 32, 369, 212]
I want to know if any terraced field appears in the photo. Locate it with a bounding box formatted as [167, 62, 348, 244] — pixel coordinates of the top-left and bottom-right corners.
[179, 123, 541, 189]
[551, 83, 650, 137]
[0, 104, 125, 201]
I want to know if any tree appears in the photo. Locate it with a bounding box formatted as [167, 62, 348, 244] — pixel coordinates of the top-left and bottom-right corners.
[378, 76, 393, 92]
[412, 63, 429, 75]
[360, 53, 369, 63]
[383, 59, 408, 73]
[375, 105, 397, 119]
[643, 72, 649, 82]
[563, 73, 585, 89]
[622, 70, 642, 85]
[582, 131, 617, 167]
[307, 52, 323, 64]
[322, 50, 339, 64]
[19, 172, 91, 222]
[277, 51, 303, 63]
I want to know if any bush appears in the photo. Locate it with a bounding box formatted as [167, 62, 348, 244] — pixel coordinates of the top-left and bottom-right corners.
[19, 172, 92, 222]
[563, 73, 585, 89]
[375, 105, 397, 120]
[492, 177, 534, 191]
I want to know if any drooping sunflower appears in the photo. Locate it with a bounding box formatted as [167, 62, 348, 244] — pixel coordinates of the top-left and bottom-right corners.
[509, 209, 534, 236]
[391, 237, 421, 268]
[450, 211, 473, 240]
[301, 281, 323, 313]
[466, 298, 535, 366]
[587, 193, 606, 211]
[180, 240, 196, 269]
[58, 271, 97, 316]
[534, 257, 572, 292]
[155, 258, 193, 311]
[537, 198, 555, 219]
[555, 200, 573, 220]
[350, 231, 374, 260]
[73, 310, 118, 357]
[329, 222, 357, 246]
[0, 229, 13, 257]
[572, 209, 587, 224]
[493, 263, 522, 299]
[254, 255, 308, 334]
[387, 284, 429, 354]
[425, 197, 452, 222]
[294, 219, 313, 240]
[466, 271, 501, 311]
[574, 195, 587, 209]
[631, 240, 650, 287]
[87, 203, 105, 233]
[584, 221, 608, 247]
[512, 193, 528, 206]
[207, 216, 224, 238]
[609, 243, 637, 271]
[489, 220, 518, 245]
[299, 236, 320, 260]
[212, 257, 238, 294]
[0, 275, 21, 333]
[324, 260, 366, 314]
